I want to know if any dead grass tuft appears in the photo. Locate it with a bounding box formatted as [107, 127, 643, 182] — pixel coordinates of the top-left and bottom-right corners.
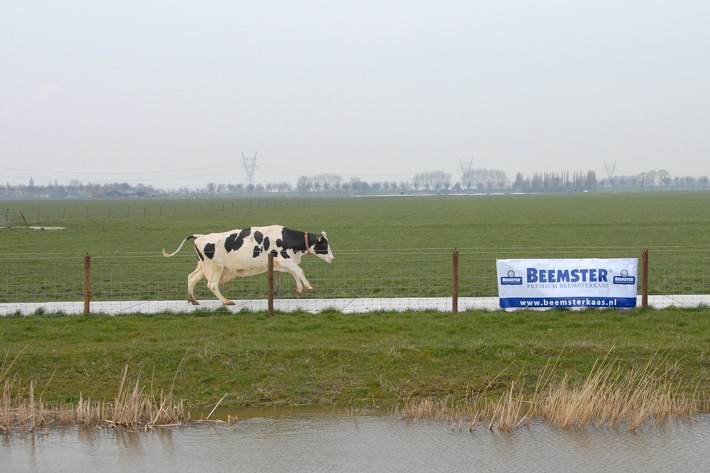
[398, 350, 703, 432]
[1, 365, 188, 434]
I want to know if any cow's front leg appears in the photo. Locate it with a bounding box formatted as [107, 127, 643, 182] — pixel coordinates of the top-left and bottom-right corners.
[277, 262, 313, 297]
[298, 268, 315, 294]
[206, 265, 234, 305]
[293, 277, 304, 298]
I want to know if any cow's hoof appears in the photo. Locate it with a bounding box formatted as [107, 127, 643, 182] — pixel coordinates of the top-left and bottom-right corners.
[189, 300, 200, 306]
[306, 288, 315, 293]
[224, 300, 235, 306]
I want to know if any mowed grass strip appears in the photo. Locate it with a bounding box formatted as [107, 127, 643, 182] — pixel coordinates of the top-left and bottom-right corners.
[1, 308, 708, 410]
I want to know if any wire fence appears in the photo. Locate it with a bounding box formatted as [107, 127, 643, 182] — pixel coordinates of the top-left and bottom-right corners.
[1, 247, 709, 314]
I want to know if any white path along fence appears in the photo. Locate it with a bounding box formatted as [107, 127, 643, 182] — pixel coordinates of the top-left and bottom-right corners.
[2, 295, 709, 316]
[1, 247, 709, 315]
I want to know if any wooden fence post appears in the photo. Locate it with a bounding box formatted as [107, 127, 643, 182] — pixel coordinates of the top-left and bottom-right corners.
[268, 253, 274, 317]
[452, 249, 459, 313]
[83, 254, 91, 316]
[641, 248, 649, 309]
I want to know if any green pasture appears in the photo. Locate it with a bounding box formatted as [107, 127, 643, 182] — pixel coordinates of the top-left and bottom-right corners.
[3, 192, 710, 250]
[1, 192, 710, 302]
[1, 308, 708, 410]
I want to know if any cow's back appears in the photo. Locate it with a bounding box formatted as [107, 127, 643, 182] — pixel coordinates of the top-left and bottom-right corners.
[193, 225, 287, 267]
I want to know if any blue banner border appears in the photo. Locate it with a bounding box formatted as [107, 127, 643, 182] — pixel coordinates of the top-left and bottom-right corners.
[499, 297, 637, 309]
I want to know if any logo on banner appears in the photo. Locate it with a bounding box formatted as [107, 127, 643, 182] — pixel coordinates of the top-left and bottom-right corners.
[613, 269, 636, 285]
[500, 270, 523, 286]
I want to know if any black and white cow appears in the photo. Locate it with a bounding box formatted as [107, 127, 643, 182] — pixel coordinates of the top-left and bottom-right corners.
[162, 225, 334, 305]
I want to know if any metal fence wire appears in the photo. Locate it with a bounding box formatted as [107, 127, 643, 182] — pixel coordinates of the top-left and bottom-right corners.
[1, 247, 710, 310]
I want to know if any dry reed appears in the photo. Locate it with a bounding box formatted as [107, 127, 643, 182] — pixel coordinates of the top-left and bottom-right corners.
[1, 364, 188, 434]
[398, 350, 703, 432]
[539, 349, 700, 431]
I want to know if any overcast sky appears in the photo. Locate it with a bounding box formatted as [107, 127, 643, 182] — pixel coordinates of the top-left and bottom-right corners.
[2, 1, 709, 189]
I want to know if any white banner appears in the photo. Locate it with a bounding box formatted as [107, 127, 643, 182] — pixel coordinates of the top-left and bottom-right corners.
[496, 258, 638, 309]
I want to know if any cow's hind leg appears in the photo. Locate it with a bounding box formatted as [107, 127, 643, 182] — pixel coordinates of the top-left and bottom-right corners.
[187, 264, 204, 305]
[206, 265, 234, 305]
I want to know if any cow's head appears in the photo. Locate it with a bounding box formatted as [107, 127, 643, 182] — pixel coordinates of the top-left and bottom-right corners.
[312, 231, 334, 263]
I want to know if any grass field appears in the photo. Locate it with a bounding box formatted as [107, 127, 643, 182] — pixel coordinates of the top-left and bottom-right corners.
[3, 192, 710, 252]
[1, 192, 709, 416]
[1, 192, 710, 302]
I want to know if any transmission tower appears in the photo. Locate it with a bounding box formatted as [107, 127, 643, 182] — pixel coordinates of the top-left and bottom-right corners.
[459, 158, 473, 190]
[242, 152, 258, 187]
[603, 160, 617, 180]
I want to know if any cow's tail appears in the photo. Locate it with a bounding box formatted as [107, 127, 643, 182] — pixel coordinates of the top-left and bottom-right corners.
[162, 235, 196, 257]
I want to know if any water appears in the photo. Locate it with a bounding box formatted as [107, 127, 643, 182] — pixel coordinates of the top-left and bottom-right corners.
[2, 414, 708, 473]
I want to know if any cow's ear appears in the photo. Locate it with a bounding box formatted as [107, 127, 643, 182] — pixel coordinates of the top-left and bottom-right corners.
[321, 231, 327, 239]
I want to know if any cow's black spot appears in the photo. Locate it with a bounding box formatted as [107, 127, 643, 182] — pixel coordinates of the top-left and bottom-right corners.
[263, 236, 270, 251]
[280, 250, 290, 259]
[253, 245, 262, 258]
[195, 248, 205, 261]
[254, 231, 263, 245]
[225, 228, 251, 253]
[270, 249, 278, 257]
[203, 243, 216, 260]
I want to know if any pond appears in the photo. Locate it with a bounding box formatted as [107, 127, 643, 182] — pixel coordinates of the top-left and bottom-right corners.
[3, 413, 708, 472]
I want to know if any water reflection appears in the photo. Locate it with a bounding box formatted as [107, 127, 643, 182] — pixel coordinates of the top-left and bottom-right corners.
[3, 414, 709, 473]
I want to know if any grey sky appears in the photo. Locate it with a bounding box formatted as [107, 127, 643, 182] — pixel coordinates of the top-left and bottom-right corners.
[2, 0, 709, 189]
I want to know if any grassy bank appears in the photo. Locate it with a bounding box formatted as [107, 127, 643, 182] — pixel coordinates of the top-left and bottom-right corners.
[2, 308, 708, 412]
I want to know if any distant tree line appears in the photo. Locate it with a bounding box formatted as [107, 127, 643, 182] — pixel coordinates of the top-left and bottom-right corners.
[411, 171, 452, 191]
[512, 171, 598, 193]
[460, 168, 508, 191]
[1, 180, 165, 199]
[206, 182, 293, 194]
[2, 168, 707, 199]
[592, 170, 707, 190]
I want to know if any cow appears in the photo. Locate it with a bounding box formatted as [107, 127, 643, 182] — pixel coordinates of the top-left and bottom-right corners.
[162, 225, 334, 305]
